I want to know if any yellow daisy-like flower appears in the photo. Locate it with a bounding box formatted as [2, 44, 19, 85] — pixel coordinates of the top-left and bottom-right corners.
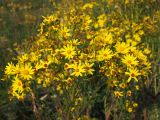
[61, 45, 76, 60]
[119, 83, 126, 89]
[114, 91, 123, 98]
[125, 68, 141, 82]
[59, 26, 71, 38]
[107, 79, 118, 87]
[127, 90, 132, 96]
[84, 61, 94, 75]
[133, 102, 138, 108]
[127, 107, 133, 113]
[19, 63, 34, 80]
[71, 62, 85, 77]
[18, 54, 29, 63]
[82, 3, 94, 10]
[5, 62, 15, 75]
[122, 54, 139, 67]
[133, 50, 147, 62]
[11, 76, 24, 93]
[133, 33, 141, 42]
[115, 42, 130, 54]
[97, 47, 113, 61]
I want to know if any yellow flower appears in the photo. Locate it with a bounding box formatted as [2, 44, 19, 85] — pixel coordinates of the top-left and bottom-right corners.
[134, 50, 147, 62]
[5, 62, 15, 75]
[82, 3, 94, 10]
[125, 68, 141, 82]
[61, 45, 76, 60]
[122, 54, 139, 67]
[59, 26, 71, 38]
[135, 85, 140, 90]
[125, 0, 129, 4]
[107, 79, 118, 87]
[128, 107, 133, 113]
[97, 47, 113, 61]
[115, 42, 130, 54]
[81, 15, 92, 30]
[127, 90, 132, 96]
[133, 33, 141, 42]
[119, 83, 126, 89]
[133, 102, 138, 108]
[30, 52, 39, 62]
[35, 62, 44, 71]
[125, 100, 130, 108]
[18, 54, 29, 63]
[19, 63, 34, 80]
[97, 14, 106, 28]
[143, 48, 151, 55]
[114, 91, 123, 98]
[64, 63, 73, 70]
[71, 62, 85, 77]
[11, 76, 24, 93]
[66, 39, 80, 46]
[84, 62, 94, 75]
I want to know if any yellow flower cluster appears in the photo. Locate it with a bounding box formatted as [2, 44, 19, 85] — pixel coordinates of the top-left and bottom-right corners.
[3, 0, 153, 113]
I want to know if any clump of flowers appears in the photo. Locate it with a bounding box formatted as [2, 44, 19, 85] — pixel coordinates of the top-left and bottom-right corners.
[2, 0, 154, 119]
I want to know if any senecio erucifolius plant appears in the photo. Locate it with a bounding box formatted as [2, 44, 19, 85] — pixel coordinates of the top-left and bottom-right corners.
[3, 0, 154, 119]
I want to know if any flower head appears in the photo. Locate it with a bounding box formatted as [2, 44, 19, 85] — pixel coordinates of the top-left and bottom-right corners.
[122, 54, 139, 67]
[61, 45, 76, 60]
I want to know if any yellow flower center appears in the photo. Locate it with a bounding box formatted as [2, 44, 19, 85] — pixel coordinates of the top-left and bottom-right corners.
[23, 69, 29, 75]
[75, 68, 79, 72]
[127, 60, 132, 64]
[119, 47, 124, 51]
[67, 50, 72, 54]
[103, 53, 108, 57]
[18, 82, 22, 87]
[131, 73, 135, 77]
[85, 66, 90, 71]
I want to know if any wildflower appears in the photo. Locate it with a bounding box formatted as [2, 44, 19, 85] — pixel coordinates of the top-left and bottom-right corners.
[81, 15, 92, 30]
[67, 39, 80, 46]
[59, 26, 71, 38]
[134, 50, 147, 61]
[119, 83, 126, 89]
[127, 90, 132, 96]
[128, 107, 133, 113]
[114, 91, 123, 98]
[133, 33, 141, 42]
[122, 54, 139, 67]
[107, 79, 118, 87]
[135, 85, 140, 90]
[143, 48, 151, 55]
[125, 68, 140, 82]
[18, 54, 29, 63]
[82, 3, 94, 10]
[61, 45, 76, 60]
[125, 100, 129, 108]
[115, 42, 130, 54]
[133, 102, 138, 108]
[97, 47, 113, 61]
[30, 52, 39, 62]
[84, 62, 94, 75]
[11, 76, 24, 93]
[125, 0, 129, 4]
[64, 63, 73, 70]
[39, 60, 52, 69]
[19, 63, 34, 80]
[71, 62, 85, 77]
[97, 14, 106, 28]
[5, 62, 15, 75]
